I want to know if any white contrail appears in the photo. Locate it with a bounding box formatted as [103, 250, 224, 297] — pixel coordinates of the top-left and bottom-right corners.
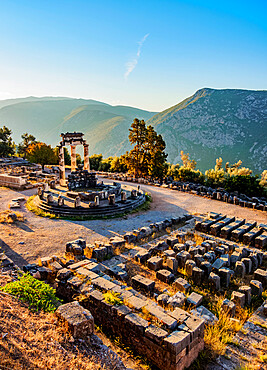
[124, 33, 149, 80]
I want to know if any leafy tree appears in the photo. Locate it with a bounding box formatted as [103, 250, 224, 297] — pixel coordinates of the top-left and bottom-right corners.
[180, 151, 196, 170]
[260, 170, 267, 187]
[215, 157, 223, 171]
[146, 125, 168, 179]
[126, 119, 167, 179]
[89, 154, 103, 170]
[176, 168, 205, 183]
[98, 157, 113, 172]
[127, 118, 147, 177]
[226, 160, 252, 176]
[224, 175, 264, 197]
[26, 142, 57, 170]
[17, 133, 36, 158]
[167, 163, 180, 179]
[110, 155, 128, 173]
[0, 126, 15, 157]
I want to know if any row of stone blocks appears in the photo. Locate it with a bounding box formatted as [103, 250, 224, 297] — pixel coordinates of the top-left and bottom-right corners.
[196, 213, 267, 248]
[99, 172, 267, 212]
[123, 215, 192, 244]
[177, 185, 267, 212]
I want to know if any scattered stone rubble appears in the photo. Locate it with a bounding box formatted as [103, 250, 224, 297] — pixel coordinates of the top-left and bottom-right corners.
[22, 216, 208, 370]
[3, 211, 267, 369]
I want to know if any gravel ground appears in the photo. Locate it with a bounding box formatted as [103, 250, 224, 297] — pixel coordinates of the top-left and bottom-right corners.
[0, 177, 266, 267]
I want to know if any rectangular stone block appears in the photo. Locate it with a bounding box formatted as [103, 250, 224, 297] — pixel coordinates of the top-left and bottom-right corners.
[56, 301, 94, 338]
[231, 291, 245, 308]
[145, 324, 168, 344]
[210, 217, 235, 236]
[166, 257, 178, 273]
[167, 237, 179, 247]
[57, 268, 73, 281]
[92, 276, 117, 292]
[68, 260, 91, 270]
[126, 295, 147, 311]
[144, 303, 178, 330]
[250, 280, 263, 296]
[76, 267, 98, 280]
[187, 292, 203, 307]
[254, 268, 267, 289]
[243, 227, 263, 246]
[156, 269, 174, 284]
[132, 274, 155, 292]
[199, 215, 226, 233]
[124, 312, 149, 335]
[231, 222, 257, 242]
[220, 219, 245, 239]
[134, 249, 151, 264]
[173, 277, 191, 293]
[147, 256, 163, 271]
[163, 330, 190, 355]
[255, 232, 267, 249]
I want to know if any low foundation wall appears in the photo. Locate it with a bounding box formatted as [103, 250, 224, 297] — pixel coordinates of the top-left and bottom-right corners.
[0, 174, 27, 189]
[81, 290, 204, 370]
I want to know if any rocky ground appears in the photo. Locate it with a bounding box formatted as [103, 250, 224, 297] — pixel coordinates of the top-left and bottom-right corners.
[0, 180, 267, 370]
[0, 178, 266, 268]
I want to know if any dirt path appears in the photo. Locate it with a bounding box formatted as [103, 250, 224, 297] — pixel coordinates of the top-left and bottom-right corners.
[0, 179, 266, 267]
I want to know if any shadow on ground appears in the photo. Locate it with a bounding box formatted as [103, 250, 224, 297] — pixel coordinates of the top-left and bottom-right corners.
[0, 238, 28, 267]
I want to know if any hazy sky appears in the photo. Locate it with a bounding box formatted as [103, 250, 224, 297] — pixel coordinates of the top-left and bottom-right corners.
[0, 0, 266, 111]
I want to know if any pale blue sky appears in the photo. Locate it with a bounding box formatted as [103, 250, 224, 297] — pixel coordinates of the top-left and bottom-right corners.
[0, 0, 266, 111]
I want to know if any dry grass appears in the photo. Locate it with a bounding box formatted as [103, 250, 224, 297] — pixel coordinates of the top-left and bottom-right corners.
[26, 195, 57, 219]
[0, 291, 121, 370]
[0, 210, 25, 224]
[103, 291, 123, 306]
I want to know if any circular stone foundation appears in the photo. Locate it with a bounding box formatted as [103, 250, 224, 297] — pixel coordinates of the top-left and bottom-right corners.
[35, 181, 146, 218]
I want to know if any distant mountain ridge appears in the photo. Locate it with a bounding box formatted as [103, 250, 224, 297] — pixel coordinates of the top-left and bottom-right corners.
[0, 97, 156, 156]
[148, 88, 267, 173]
[0, 88, 266, 173]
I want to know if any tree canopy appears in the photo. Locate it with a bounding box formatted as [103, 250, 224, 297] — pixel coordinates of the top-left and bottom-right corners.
[126, 118, 167, 179]
[26, 142, 57, 169]
[17, 133, 36, 158]
[0, 126, 15, 157]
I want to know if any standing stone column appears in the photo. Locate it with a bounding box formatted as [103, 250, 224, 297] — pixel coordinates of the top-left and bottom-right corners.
[58, 145, 66, 186]
[83, 144, 90, 171]
[71, 145, 77, 172]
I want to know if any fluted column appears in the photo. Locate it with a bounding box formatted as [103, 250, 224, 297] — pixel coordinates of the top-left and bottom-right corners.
[58, 145, 65, 186]
[71, 145, 76, 172]
[83, 144, 90, 171]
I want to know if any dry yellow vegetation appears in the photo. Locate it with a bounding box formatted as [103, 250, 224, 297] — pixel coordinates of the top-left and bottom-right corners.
[0, 210, 24, 224]
[0, 290, 120, 370]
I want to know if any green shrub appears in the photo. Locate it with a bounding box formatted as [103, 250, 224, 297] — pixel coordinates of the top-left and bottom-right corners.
[223, 175, 265, 197]
[1, 273, 62, 312]
[175, 168, 205, 184]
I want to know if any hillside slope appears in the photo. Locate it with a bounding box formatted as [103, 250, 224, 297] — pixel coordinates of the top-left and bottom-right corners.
[0, 89, 266, 173]
[0, 98, 155, 155]
[148, 88, 267, 173]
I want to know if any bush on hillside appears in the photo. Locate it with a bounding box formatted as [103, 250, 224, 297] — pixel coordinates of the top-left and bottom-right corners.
[1, 273, 62, 312]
